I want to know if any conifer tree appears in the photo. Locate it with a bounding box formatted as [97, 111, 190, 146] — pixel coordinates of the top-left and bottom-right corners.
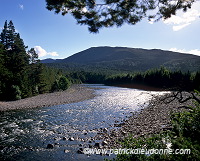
[0, 20, 8, 48]
[28, 48, 39, 64]
[0, 21, 29, 73]
[46, 0, 196, 33]
[0, 20, 69, 100]
[0, 20, 16, 50]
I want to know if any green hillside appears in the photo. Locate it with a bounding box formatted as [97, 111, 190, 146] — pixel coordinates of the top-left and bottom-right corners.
[42, 46, 200, 72]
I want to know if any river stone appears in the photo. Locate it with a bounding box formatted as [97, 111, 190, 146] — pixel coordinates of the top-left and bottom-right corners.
[94, 142, 102, 148]
[121, 130, 127, 135]
[102, 141, 108, 146]
[64, 149, 70, 153]
[69, 137, 75, 141]
[46, 144, 54, 149]
[77, 148, 84, 154]
[63, 137, 67, 140]
[103, 128, 108, 133]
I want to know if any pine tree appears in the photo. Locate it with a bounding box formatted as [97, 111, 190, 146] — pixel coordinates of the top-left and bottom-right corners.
[0, 21, 29, 99]
[46, 0, 196, 33]
[11, 33, 29, 72]
[0, 20, 66, 100]
[0, 42, 13, 99]
[7, 21, 16, 50]
[0, 20, 16, 50]
[0, 21, 29, 73]
[0, 20, 8, 48]
[28, 48, 39, 64]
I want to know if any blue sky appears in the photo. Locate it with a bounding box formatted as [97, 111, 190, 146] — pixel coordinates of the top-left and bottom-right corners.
[0, 0, 200, 59]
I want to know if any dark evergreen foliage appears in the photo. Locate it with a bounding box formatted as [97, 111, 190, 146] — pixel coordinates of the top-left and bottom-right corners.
[104, 67, 200, 91]
[28, 48, 40, 64]
[51, 76, 71, 92]
[45, 0, 196, 33]
[0, 20, 71, 100]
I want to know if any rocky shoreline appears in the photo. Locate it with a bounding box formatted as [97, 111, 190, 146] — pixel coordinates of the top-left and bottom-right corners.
[0, 84, 96, 111]
[0, 84, 197, 157]
[81, 92, 195, 151]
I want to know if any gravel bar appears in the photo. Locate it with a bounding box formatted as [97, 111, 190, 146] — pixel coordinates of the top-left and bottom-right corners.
[0, 84, 96, 111]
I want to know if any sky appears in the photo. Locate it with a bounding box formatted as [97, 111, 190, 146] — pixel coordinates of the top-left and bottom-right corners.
[0, 0, 200, 59]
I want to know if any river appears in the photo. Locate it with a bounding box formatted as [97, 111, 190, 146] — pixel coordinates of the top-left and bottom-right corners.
[0, 84, 166, 161]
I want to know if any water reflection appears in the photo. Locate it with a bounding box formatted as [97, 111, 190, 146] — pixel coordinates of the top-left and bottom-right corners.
[0, 84, 166, 161]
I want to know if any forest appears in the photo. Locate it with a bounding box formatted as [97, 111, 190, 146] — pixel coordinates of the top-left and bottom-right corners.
[0, 0, 199, 159]
[0, 20, 200, 161]
[0, 20, 71, 101]
[104, 67, 200, 91]
[1, 20, 200, 101]
[64, 67, 200, 92]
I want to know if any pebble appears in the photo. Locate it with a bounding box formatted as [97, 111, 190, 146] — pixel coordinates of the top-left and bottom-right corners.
[94, 142, 102, 148]
[69, 137, 75, 141]
[91, 92, 194, 149]
[63, 137, 67, 140]
[46, 144, 54, 149]
[103, 128, 108, 133]
[0, 84, 95, 111]
[102, 141, 108, 146]
[77, 148, 84, 154]
[64, 149, 70, 153]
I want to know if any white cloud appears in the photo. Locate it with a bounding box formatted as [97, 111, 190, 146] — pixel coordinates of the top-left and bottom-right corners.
[163, 9, 200, 31]
[34, 46, 59, 58]
[170, 48, 200, 56]
[173, 23, 191, 31]
[19, 4, 24, 10]
[170, 48, 186, 53]
[188, 49, 200, 56]
[49, 51, 59, 56]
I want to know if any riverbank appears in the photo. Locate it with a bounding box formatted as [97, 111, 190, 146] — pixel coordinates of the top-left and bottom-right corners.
[0, 84, 96, 111]
[92, 92, 195, 148]
[114, 83, 165, 91]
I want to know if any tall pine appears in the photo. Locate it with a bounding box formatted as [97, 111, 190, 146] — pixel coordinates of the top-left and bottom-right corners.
[0, 21, 30, 99]
[0, 20, 68, 100]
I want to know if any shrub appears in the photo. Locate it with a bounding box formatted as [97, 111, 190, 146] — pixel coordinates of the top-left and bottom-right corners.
[114, 94, 200, 161]
[10, 85, 21, 100]
[58, 76, 71, 91]
[51, 76, 71, 92]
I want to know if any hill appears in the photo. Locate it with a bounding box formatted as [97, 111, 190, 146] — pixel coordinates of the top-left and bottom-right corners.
[42, 46, 200, 72]
[41, 58, 62, 63]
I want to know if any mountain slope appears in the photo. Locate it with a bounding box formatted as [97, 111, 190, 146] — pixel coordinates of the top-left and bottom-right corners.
[42, 46, 200, 72]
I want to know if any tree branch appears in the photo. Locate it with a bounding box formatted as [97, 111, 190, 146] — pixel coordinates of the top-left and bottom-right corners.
[161, 91, 200, 105]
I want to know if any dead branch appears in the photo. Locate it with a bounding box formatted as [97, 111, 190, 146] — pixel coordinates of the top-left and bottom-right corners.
[161, 91, 200, 105]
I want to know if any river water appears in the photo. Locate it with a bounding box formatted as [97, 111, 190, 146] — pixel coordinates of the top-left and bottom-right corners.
[0, 84, 166, 161]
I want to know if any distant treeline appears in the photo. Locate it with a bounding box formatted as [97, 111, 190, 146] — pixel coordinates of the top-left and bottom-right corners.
[66, 67, 200, 91]
[0, 21, 71, 101]
[105, 67, 200, 91]
[66, 71, 106, 84]
[1, 20, 199, 101]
